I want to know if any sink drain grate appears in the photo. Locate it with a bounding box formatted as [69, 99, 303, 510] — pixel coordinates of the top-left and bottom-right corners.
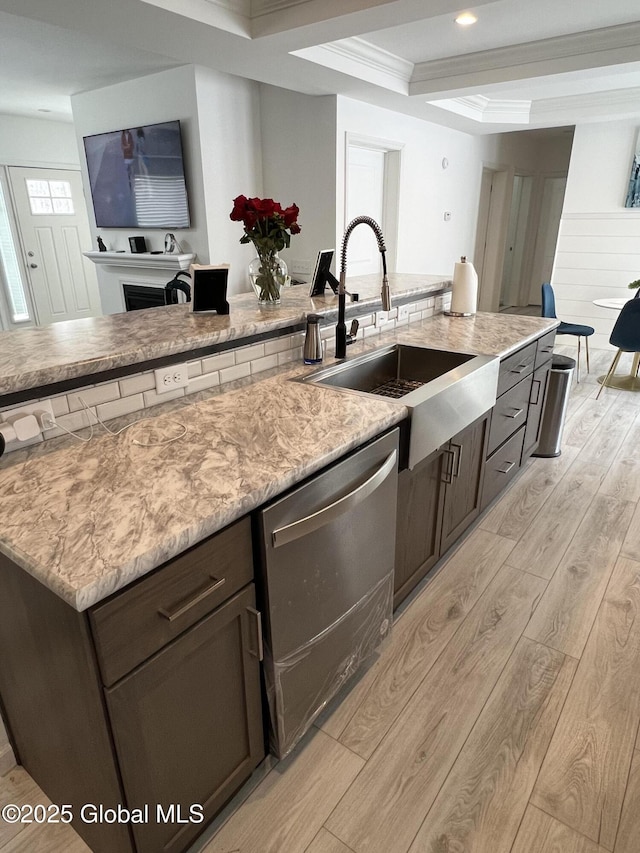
[370, 378, 425, 398]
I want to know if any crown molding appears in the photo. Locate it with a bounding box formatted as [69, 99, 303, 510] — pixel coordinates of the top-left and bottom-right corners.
[410, 21, 640, 96]
[429, 94, 531, 123]
[322, 37, 413, 83]
[292, 37, 412, 93]
[532, 86, 640, 123]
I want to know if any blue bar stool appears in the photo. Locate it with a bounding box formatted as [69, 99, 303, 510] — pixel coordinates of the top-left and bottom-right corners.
[541, 283, 594, 383]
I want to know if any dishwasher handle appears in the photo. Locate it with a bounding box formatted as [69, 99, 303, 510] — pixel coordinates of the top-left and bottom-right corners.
[271, 449, 397, 548]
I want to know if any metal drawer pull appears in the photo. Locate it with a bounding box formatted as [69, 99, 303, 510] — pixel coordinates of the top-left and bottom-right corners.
[505, 408, 524, 419]
[247, 607, 264, 661]
[451, 442, 463, 479]
[158, 575, 226, 622]
[441, 448, 455, 484]
[497, 461, 516, 475]
[510, 363, 529, 374]
[530, 379, 541, 406]
[272, 449, 397, 547]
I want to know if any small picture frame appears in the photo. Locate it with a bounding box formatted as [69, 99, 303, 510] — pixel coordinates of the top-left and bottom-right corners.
[189, 264, 230, 314]
[309, 250, 339, 297]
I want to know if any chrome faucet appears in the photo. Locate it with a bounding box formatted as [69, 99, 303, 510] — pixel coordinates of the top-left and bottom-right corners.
[336, 216, 390, 359]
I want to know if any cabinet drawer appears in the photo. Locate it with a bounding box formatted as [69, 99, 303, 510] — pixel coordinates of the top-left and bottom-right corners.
[482, 427, 525, 509]
[487, 374, 532, 456]
[90, 516, 253, 687]
[497, 341, 537, 397]
[535, 329, 556, 368]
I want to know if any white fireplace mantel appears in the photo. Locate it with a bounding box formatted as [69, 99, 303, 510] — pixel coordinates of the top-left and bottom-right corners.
[84, 251, 196, 271]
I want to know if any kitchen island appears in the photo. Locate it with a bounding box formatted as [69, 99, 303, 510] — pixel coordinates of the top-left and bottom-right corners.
[0, 283, 557, 853]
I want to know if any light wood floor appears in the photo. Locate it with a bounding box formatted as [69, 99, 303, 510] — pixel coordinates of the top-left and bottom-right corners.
[2, 345, 640, 853]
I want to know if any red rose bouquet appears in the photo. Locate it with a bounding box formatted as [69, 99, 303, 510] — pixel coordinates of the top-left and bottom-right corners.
[230, 195, 301, 303]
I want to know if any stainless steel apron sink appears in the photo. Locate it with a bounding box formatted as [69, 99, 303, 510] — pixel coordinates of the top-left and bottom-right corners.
[300, 343, 500, 469]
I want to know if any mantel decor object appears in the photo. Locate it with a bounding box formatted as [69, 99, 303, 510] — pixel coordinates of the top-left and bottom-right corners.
[230, 195, 300, 305]
[445, 256, 478, 317]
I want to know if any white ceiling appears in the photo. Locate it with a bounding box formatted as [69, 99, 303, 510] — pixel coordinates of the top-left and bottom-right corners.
[0, 0, 639, 133]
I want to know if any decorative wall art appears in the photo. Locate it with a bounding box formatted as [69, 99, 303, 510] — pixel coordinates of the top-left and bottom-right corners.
[624, 130, 640, 208]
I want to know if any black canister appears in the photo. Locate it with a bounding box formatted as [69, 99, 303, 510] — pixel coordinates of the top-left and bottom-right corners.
[303, 314, 323, 364]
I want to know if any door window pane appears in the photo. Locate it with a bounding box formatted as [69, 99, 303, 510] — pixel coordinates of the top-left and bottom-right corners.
[26, 179, 74, 215]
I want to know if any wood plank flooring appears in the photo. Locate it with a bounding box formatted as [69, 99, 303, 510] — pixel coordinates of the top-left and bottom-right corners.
[2, 345, 640, 853]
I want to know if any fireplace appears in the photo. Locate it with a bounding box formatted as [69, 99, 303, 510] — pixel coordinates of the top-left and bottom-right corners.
[122, 284, 167, 311]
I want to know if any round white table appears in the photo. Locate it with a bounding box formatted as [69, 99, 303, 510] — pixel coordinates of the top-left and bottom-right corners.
[593, 296, 640, 391]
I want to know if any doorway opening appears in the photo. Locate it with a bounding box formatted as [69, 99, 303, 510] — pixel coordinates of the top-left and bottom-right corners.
[345, 135, 402, 276]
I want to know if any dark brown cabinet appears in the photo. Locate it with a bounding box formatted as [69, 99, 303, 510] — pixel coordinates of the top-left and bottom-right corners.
[481, 331, 555, 509]
[393, 415, 488, 607]
[106, 584, 263, 853]
[394, 447, 446, 607]
[394, 329, 556, 607]
[440, 416, 488, 554]
[0, 516, 264, 853]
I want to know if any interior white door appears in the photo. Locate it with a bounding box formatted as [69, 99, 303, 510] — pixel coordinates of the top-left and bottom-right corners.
[528, 177, 567, 305]
[346, 146, 385, 276]
[8, 167, 101, 325]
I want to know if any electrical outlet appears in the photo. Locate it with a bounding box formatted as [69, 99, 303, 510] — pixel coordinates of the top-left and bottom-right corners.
[398, 304, 410, 322]
[154, 363, 189, 394]
[375, 311, 389, 328]
[1, 399, 55, 431]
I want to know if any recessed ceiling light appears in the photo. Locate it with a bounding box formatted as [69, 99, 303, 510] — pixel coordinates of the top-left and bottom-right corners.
[455, 11, 478, 25]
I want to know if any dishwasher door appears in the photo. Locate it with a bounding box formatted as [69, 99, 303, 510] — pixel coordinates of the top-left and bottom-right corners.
[256, 428, 399, 758]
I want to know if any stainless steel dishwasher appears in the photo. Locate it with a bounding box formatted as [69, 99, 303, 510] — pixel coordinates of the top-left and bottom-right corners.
[256, 428, 399, 758]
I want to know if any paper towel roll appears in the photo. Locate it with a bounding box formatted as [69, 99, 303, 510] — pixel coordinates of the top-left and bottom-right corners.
[450, 256, 478, 316]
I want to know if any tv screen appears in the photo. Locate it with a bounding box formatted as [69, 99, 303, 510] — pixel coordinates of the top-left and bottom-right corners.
[83, 120, 190, 229]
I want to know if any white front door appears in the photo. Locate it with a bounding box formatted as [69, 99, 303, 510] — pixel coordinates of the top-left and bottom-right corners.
[8, 167, 101, 325]
[346, 145, 386, 276]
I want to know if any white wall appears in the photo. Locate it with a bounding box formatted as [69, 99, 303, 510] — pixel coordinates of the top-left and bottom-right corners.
[259, 86, 337, 277]
[553, 120, 640, 350]
[334, 98, 568, 285]
[72, 64, 263, 301]
[195, 66, 263, 294]
[0, 115, 79, 168]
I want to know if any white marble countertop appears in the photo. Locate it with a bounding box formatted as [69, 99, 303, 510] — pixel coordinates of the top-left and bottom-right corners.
[0, 273, 450, 396]
[0, 310, 557, 611]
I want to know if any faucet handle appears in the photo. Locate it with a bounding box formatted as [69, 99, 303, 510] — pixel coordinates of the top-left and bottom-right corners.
[346, 319, 359, 345]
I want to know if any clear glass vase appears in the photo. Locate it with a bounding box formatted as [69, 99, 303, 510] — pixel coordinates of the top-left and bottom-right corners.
[248, 251, 288, 305]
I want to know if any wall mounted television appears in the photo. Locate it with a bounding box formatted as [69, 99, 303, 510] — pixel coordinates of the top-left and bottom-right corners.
[83, 119, 191, 229]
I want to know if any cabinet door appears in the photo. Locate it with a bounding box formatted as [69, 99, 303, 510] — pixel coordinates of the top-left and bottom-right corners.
[105, 584, 264, 853]
[440, 416, 488, 554]
[522, 362, 551, 459]
[394, 448, 445, 608]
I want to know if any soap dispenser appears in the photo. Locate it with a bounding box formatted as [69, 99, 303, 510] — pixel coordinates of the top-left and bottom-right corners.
[303, 314, 323, 364]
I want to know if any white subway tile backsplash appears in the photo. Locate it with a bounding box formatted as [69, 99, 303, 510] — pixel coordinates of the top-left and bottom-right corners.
[277, 349, 299, 366]
[188, 372, 221, 394]
[50, 394, 70, 417]
[143, 387, 186, 408]
[235, 343, 265, 364]
[202, 352, 235, 373]
[264, 336, 293, 355]
[97, 394, 145, 422]
[1, 294, 450, 453]
[54, 408, 98, 435]
[119, 373, 155, 397]
[219, 362, 251, 384]
[251, 354, 279, 374]
[68, 382, 120, 413]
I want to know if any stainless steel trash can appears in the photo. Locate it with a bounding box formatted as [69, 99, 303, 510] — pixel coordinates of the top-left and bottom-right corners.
[533, 354, 575, 458]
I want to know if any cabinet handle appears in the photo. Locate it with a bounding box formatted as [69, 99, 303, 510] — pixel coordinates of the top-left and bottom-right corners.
[510, 363, 529, 374]
[505, 408, 524, 419]
[451, 442, 463, 478]
[441, 448, 455, 484]
[158, 575, 226, 622]
[496, 461, 516, 475]
[246, 607, 264, 661]
[530, 379, 541, 406]
[272, 450, 397, 547]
